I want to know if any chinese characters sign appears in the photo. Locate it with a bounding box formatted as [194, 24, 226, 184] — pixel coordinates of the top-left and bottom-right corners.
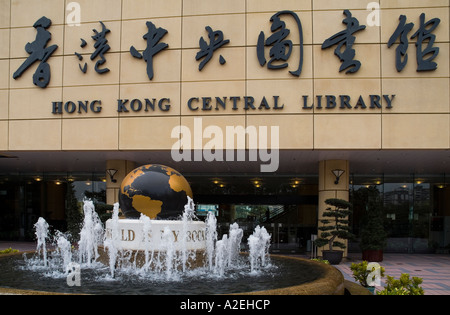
[388, 13, 441, 72]
[257, 10, 304, 77]
[75, 21, 111, 74]
[321, 10, 366, 74]
[13, 10, 442, 88]
[130, 21, 169, 80]
[13, 16, 58, 88]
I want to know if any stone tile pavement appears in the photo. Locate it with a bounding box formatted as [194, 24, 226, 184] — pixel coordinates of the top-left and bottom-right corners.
[0, 241, 38, 252]
[335, 253, 450, 295]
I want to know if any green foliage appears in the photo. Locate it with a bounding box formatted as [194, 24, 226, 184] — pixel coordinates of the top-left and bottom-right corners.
[65, 183, 112, 242]
[310, 258, 330, 265]
[359, 187, 387, 251]
[377, 273, 425, 295]
[65, 182, 83, 242]
[350, 261, 385, 287]
[0, 247, 19, 255]
[95, 203, 114, 224]
[315, 198, 355, 251]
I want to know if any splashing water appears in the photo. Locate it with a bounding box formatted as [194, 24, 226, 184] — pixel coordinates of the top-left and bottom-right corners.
[181, 196, 195, 272]
[26, 218, 74, 277]
[214, 234, 228, 277]
[228, 223, 243, 267]
[205, 211, 217, 271]
[248, 226, 272, 273]
[103, 202, 120, 277]
[139, 213, 152, 272]
[212, 223, 245, 277]
[78, 199, 103, 266]
[34, 217, 49, 267]
[161, 226, 176, 279]
[26, 199, 274, 288]
[55, 231, 72, 273]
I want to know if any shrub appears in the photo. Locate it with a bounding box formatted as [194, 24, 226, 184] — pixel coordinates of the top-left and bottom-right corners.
[310, 258, 330, 265]
[0, 247, 19, 255]
[377, 273, 425, 295]
[350, 261, 385, 287]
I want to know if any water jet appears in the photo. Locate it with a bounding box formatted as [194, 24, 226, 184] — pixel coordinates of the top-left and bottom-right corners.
[0, 164, 344, 295]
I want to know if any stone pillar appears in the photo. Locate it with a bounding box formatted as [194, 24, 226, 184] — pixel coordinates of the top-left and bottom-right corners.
[318, 160, 350, 257]
[106, 160, 136, 205]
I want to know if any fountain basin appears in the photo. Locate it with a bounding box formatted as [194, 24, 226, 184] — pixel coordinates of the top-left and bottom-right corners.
[0, 253, 344, 295]
[243, 255, 344, 295]
[0, 200, 345, 295]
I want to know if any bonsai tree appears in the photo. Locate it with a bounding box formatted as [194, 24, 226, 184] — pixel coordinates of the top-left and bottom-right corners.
[315, 198, 354, 255]
[65, 182, 83, 242]
[359, 187, 387, 261]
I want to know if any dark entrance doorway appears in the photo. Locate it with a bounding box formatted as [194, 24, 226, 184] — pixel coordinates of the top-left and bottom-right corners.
[187, 175, 319, 254]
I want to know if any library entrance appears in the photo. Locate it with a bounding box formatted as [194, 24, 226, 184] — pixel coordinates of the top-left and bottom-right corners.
[187, 175, 319, 254]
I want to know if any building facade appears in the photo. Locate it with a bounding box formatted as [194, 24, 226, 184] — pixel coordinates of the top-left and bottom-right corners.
[0, 0, 449, 254]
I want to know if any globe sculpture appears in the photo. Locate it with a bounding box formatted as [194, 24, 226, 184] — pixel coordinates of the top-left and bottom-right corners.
[119, 164, 193, 219]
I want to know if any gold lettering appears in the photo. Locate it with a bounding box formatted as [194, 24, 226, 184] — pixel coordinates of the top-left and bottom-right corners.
[200, 230, 205, 241]
[186, 231, 192, 242]
[172, 230, 179, 242]
[127, 229, 135, 242]
[121, 229, 135, 241]
[142, 231, 152, 241]
[192, 230, 198, 242]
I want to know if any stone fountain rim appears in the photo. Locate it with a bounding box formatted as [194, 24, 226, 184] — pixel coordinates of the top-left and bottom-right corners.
[0, 252, 344, 295]
[240, 254, 345, 295]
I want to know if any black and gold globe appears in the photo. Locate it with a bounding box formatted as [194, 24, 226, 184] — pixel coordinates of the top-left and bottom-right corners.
[119, 164, 193, 219]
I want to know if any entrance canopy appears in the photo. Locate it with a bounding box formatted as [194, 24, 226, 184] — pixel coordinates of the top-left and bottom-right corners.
[1, 150, 450, 176]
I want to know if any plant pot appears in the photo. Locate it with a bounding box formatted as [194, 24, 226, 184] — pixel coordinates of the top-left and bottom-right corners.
[362, 249, 383, 262]
[366, 286, 376, 295]
[322, 250, 343, 265]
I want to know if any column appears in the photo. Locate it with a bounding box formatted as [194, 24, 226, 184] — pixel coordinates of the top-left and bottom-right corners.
[318, 160, 350, 257]
[105, 160, 136, 205]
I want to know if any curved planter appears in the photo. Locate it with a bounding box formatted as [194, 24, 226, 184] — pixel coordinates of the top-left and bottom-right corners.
[241, 255, 345, 295]
[0, 252, 345, 295]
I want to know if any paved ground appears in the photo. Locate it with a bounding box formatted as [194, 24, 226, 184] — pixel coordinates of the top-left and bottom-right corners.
[2, 242, 450, 295]
[334, 253, 450, 295]
[0, 241, 38, 252]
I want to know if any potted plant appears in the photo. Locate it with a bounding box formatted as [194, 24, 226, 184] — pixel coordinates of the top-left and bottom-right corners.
[350, 261, 385, 294]
[359, 187, 387, 262]
[315, 198, 354, 265]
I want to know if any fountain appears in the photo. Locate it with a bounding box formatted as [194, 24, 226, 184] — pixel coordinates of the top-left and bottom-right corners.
[78, 200, 103, 266]
[248, 225, 271, 274]
[0, 165, 344, 295]
[34, 217, 49, 267]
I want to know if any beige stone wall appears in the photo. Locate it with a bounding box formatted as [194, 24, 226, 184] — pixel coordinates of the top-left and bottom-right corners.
[1, 0, 449, 151]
